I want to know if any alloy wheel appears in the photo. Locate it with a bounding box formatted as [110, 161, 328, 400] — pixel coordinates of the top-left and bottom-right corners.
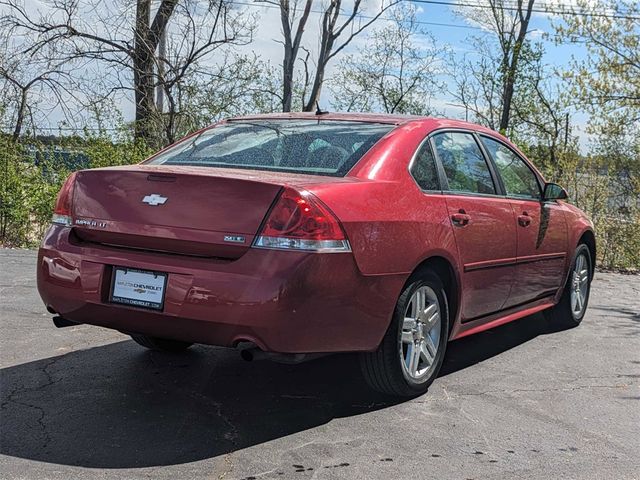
[399, 285, 442, 381]
[570, 253, 590, 318]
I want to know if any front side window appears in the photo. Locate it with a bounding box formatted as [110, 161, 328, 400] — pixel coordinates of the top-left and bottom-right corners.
[147, 120, 393, 177]
[481, 136, 541, 199]
[432, 132, 496, 195]
[410, 140, 440, 190]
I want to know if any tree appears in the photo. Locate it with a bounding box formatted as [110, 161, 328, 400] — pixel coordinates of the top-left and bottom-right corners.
[329, 5, 444, 115]
[162, 52, 279, 141]
[450, 38, 502, 128]
[554, 0, 639, 268]
[554, 0, 639, 167]
[270, 0, 312, 112]
[267, 0, 398, 112]
[553, 0, 639, 195]
[555, 0, 639, 118]
[0, 34, 75, 141]
[151, 2, 256, 144]
[452, 0, 536, 133]
[509, 44, 574, 173]
[1, 0, 254, 146]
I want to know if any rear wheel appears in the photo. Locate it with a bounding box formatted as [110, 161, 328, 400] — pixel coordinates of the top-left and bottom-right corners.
[544, 244, 592, 328]
[130, 334, 193, 352]
[360, 270, 449, 397]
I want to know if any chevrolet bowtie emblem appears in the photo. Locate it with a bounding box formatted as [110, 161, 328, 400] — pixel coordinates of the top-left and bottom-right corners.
[142, 194, 168, 206]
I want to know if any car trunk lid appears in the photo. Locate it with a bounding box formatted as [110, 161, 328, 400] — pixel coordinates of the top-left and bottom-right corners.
[71, 165, 292, 258]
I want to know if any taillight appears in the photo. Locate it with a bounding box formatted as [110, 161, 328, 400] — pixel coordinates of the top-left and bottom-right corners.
[51, 172, 77, 227]
[253, 187, 351, 252]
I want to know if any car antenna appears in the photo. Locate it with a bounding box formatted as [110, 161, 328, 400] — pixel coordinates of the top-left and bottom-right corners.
[315, 102, 328, 116]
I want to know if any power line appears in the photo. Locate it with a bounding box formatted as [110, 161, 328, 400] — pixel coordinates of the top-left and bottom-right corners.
[242, 0, 638, 32]
[498, 0, 633, 9]
[242, 1, 487, 31]
[409, 0, 640, 20]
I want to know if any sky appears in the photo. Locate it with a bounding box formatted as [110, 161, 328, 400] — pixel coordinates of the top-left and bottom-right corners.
[229, 0, 592, 147]
[11, 0, 594, 147]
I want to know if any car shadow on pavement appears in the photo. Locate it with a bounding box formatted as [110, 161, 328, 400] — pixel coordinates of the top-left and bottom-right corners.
[440, 312, 568, 376]
[0, 312, 566, 469]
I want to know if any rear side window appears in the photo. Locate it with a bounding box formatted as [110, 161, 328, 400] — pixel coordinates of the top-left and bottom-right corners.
[481, 136, 541, 199]
[147, 120, 393, 177]
[432, 132, 496, 195]
[410, 141, 440, 190]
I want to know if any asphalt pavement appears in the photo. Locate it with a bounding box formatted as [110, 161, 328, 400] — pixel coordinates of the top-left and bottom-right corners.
[1, 248, 638, 479]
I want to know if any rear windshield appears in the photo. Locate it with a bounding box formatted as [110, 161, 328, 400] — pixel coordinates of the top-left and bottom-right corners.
[147, 120, 394, 176]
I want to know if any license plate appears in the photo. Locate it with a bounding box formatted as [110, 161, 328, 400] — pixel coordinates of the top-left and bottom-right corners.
[110, 267, 167, 310]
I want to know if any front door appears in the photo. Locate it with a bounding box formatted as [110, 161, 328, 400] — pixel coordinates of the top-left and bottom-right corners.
[431, 131, 518, 321]
[479, 135, 568, 306]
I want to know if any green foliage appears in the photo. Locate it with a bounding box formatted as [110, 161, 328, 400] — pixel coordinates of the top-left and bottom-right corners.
[549, 0, 640, 270]
[82, 136, 152, 169]
[0, 137, 70, 246]
[330, 5, 444, 115]
[554, 0, 639, 131]
[153, 53, 280, 145]
[0, 133, 151, 248]
[520, 140, 639, 271]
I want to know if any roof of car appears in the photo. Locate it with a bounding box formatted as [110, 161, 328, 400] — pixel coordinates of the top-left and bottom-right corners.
[227, 112, 423, 125]
[225, 112, 503, 137]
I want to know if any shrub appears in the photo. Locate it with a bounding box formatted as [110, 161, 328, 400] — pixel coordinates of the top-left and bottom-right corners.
[0, 135, 150, 248]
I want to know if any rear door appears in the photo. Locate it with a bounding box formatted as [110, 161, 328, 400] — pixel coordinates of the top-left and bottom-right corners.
[431, 131, 517, 321]
[480, 136, 568, 306]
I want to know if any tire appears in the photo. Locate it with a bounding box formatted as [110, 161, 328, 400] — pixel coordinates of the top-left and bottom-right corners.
[130, 334, 193, 352]
[359, 270, 449, 397]
[544, 244, 593, 328]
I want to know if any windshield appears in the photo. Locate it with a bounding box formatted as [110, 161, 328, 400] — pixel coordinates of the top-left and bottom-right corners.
[147, 120, 394, 176]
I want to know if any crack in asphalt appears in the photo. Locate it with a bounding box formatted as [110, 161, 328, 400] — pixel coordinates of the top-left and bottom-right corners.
[1, 356, 62, 450]
[217, 453, 235, 480]
[169, 370, 240, 480]
[209, 398, 239, 480]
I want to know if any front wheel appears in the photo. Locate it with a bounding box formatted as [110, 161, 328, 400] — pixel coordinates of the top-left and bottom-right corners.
[544, 244, 593, 328]
[360, 270, 449, 397]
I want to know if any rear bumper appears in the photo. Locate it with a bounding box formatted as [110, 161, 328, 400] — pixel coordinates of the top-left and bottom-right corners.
[37, 225, 405, 353]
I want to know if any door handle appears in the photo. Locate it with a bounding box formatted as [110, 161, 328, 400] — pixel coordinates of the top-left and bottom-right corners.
[518, 212, 532, 227]
[451, 209, 470, 227]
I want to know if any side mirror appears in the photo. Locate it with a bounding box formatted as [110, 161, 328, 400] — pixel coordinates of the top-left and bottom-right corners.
[543, 182, 568, 201]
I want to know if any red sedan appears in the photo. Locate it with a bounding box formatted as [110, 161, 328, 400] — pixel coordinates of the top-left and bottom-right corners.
[37, 113, 595, 396]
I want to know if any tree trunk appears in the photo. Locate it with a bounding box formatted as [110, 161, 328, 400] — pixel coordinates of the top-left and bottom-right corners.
[165, 89, 177, 145]
[279, 0, 386, 113]
[133, 57, 156, 144]
[303, 5, 337, 112]
[279, 0, 312, 112]
[282, 40, 294, 112]
[12, 89, 27, 142]
[133, 0, 156, 144]
[303, 62, 327, 112]
[498, 0, 535, 133]
[280, 1, 294, 112]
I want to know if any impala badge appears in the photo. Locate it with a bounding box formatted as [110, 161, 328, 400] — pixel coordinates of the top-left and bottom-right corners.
[224, 235, 245, 244]
[142, 194, 168, 206]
